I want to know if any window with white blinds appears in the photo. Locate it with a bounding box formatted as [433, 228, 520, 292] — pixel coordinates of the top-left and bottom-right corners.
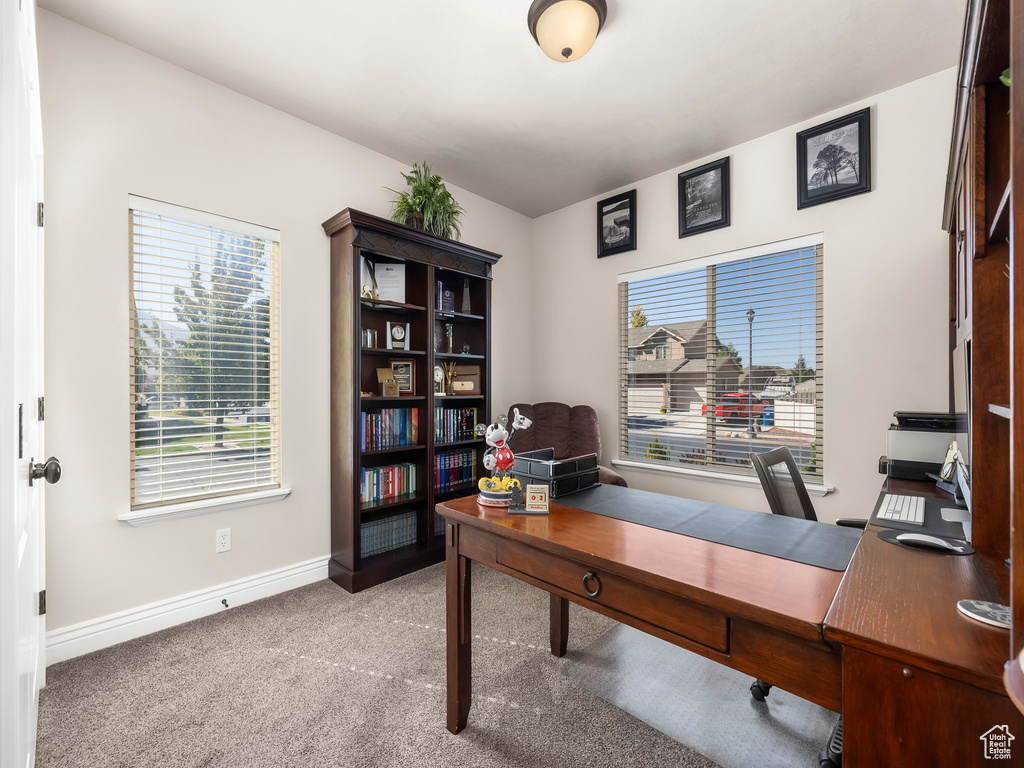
[129, 197, 281, 509]
[618, 236, 823, 480]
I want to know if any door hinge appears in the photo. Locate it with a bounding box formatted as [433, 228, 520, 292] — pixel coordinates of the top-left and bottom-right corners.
[37, 202, 44, 228]
[38, 590, 46, 616]
[37, 396, 44, 421]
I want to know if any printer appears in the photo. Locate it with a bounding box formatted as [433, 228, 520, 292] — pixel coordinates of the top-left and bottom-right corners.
[884, 411, 969, 481]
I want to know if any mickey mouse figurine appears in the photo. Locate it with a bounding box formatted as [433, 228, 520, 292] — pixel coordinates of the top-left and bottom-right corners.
[476, 408, 532, 496]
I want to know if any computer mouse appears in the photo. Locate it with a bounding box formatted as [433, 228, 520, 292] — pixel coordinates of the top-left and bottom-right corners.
[895, 532, 965, 553]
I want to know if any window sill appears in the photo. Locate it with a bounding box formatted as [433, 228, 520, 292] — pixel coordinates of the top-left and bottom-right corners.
[611, 459, 834, 497]
[118, 487, 292, 527]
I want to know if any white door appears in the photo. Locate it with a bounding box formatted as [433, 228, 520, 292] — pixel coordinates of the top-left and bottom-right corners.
[0, 2, 52, 768]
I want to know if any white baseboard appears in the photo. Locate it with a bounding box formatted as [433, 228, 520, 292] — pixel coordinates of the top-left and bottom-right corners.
[45, 555, 331, 665]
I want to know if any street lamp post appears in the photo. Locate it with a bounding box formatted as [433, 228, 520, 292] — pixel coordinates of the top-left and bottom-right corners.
[747, 307, 756, 436]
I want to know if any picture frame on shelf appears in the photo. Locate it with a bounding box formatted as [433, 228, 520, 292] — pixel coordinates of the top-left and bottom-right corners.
[597, 189, 637, 258]
[390, 359, 415, 395]
[375, 262, 406, 303]
[452, 364, 481, 396]
[796, 107, 870, 209]
[678, 157, 730, 238]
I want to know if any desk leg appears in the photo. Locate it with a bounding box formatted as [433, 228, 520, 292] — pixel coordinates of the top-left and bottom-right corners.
[550, 593, 568, 657]
[446, 522, 471, 734]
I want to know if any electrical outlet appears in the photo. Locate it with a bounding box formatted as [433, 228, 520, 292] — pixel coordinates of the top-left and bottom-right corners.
[215, 528, 231, 553]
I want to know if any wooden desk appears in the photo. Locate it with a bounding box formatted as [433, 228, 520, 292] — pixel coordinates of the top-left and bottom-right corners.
[437, 494, 846, 734]
[440, 480, 1024, 764]
[824, 477, 1024, 767]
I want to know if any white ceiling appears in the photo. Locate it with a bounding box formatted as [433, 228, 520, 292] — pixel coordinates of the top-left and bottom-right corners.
[39, 0, 965, 217]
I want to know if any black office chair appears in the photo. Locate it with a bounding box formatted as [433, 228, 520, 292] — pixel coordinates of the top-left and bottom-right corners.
[748, 446, 865, 768]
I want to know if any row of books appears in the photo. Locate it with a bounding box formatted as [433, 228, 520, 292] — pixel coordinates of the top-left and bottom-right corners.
[360, 509, 417, 558]
[435, 449, 477, 492]
[361, 408, 419, 451]
[361, 462, 417, 504]
[434, 406, 478, 444]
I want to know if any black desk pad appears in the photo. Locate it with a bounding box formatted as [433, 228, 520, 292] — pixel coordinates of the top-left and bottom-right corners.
[561, 485, 862, 571]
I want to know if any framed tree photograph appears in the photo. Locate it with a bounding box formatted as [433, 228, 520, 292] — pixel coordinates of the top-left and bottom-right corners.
[597, 189, 637, 258]
[678, 157, 730, 238]
[797, 107, 870, 209]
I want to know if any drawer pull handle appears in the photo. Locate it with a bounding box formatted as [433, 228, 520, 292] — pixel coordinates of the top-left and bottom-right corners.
[582, 571, 601, 598]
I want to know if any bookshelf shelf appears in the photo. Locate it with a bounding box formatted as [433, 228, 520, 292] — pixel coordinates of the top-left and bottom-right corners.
[360, 298, 427, 314]
[360, 348, 427, 357]
[359, 491, 427, 515]
[435, 352, 486, 361]
[324, 208, 498, 593]
[360, 445, 426, 457]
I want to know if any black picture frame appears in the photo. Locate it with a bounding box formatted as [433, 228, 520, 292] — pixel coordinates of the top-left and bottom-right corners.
[390, 359, 415, 395]
[596, 189, 637, 258]
[678, 157, 730, 238]
[796, 107, 871, 209]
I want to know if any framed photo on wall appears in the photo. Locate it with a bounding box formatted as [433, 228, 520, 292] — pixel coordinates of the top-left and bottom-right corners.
[597, 189, 637, 258]
[796, 107, 870, 209]
[678, 157, 730, 238]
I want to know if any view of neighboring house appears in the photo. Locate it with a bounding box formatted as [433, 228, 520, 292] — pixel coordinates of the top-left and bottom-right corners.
[739, 365, 784, 394]
[627, 321, 741, 413]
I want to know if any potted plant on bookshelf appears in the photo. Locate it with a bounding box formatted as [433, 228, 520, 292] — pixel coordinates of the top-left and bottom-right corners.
[388, 162, 465, 240]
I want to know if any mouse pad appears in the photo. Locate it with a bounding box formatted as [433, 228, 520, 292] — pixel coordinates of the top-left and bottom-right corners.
[877, 528, 974, 555]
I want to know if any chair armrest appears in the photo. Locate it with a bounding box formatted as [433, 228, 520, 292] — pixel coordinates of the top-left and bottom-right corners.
[835, 518, 868, 529]
[598, 465, 628, 488]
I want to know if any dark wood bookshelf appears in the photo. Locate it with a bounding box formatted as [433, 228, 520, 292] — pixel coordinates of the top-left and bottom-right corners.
[324, 208, 498, 593]
[942, 0, 1024, 697]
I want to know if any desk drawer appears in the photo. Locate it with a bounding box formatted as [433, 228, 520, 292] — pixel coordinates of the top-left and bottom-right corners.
[497, 539, 728, 653]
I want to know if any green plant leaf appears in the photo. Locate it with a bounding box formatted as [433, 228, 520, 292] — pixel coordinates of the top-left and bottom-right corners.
[1001, 67, 1011, 87]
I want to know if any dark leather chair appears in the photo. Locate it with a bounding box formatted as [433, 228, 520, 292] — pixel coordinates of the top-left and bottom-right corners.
[749, 445, 864, 768]
[506, 402, 627, 487]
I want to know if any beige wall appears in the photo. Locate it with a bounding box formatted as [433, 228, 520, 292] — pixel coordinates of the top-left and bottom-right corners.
[39, 9, 957, 632]
[38, 11, 534, 631]
[530, 69, 956, 524]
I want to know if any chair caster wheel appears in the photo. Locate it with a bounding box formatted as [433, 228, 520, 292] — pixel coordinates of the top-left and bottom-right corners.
[818, 753, 840, 768]
[749, 681, 770, 701]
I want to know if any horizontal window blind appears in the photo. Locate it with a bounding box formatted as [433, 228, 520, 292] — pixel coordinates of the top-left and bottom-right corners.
[129, 198, 281, 509]
[618, 239, 823, 480]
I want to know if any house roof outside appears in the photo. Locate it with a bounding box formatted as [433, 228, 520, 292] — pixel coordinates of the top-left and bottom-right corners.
[627, 320, 706, 349]
[628, 356, 741, 377]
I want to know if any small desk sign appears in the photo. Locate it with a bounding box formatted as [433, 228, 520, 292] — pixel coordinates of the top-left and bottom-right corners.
[525, 485, 549, 514]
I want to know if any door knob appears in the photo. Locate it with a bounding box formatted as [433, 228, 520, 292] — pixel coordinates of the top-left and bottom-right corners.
[29, 456, 61, 486]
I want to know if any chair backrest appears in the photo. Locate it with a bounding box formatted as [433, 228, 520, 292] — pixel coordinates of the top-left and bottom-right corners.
[749, 446, 818, 522]
[505, 402, 601, 461]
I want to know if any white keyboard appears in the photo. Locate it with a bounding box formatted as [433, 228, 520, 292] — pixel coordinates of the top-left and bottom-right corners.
[877, 494, 925, 525]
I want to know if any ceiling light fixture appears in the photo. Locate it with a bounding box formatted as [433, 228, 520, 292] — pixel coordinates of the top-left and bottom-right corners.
[527, 0, 607, 63]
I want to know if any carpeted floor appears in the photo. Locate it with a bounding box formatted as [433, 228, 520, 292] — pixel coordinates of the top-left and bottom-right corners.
[37, 563, 720, 768]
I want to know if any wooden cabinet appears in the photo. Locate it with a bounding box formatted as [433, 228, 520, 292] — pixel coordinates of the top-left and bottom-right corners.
[843, 648, 1024, 767]
[321, 208, 499, 592]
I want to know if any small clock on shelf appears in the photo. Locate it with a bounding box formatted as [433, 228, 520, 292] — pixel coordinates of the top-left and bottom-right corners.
[433, 365, 446, 395]
[386, 321, 410, 351]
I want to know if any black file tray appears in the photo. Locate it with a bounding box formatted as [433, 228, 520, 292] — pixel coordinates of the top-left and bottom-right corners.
[511, 448, 600, 497]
